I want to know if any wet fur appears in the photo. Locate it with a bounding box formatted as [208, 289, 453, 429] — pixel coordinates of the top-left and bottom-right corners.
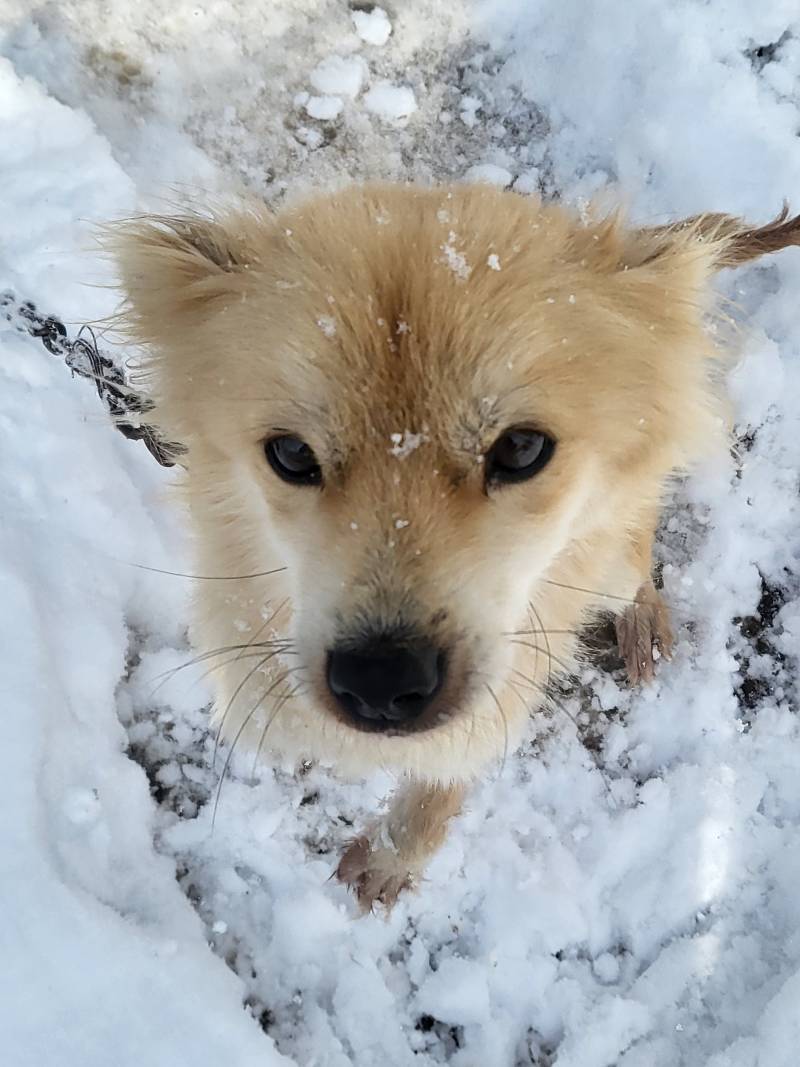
[113, 185, 800, 908]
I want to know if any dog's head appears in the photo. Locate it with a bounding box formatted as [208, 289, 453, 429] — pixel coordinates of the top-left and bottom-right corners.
[115, 185, 799, 778]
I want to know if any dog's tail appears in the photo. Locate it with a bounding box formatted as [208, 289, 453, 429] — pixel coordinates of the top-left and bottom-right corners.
[640, 203, 800, 270]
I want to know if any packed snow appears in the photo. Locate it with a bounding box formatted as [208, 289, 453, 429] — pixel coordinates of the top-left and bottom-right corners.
[310, 55, 367, 99]
[362, 80, 418, 123]
[306, 94, 344, 121]
[463, 162, 514, 187]
[1, 2, 800, 1066]
[352, 7, 392, 48]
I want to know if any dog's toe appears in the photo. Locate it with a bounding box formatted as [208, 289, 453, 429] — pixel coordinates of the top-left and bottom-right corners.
[336, 837, 414, 913]
[615, 580, 674, 685]
[335, 835, 372, 885]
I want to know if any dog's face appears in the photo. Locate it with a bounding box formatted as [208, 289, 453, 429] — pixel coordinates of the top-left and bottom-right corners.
[116, 184, 760, 777]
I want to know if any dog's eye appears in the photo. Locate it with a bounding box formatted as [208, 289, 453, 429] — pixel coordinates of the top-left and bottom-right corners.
[265, 435, 322, 486]
[485, 427, 555, 486]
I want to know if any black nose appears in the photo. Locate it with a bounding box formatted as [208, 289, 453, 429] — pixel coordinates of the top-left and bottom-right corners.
[326, 641, 445, 729]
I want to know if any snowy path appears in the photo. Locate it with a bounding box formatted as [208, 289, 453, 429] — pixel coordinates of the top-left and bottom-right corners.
[1, 3, 799, 1065]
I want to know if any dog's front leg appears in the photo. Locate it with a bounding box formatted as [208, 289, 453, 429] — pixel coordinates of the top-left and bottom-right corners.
[336, 778, 465, 912]
[615, 514, 674, 684]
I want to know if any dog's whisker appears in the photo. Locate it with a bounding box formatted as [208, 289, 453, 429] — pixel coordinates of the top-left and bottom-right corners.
[541, 578, 637, 604]
[172, 648, 297, 702]
[502, 627, 579, 638]
[526, 608, 542, 685]
[244, 598, 290, 651]
[125, 561, 288, 581]
[512, 668, 576, 727]
[212, 649, 288, 768]
[148, 640, 294, 691]
[527, 601, 555, 697]
[484, 683, 509, 779]
[509, 638, 575, 678]
[210, 597, 294, 687]
[465, 698, 478, 761]
[513, 667, 613, 799]
[153, 601, 294, 708]
[504, 676, 533, 714]
[212, 669, 291, 830]
[250, 677, 304, 781]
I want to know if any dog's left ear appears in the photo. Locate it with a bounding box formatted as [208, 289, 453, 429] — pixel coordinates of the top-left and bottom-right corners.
[624, 203, 800, 272]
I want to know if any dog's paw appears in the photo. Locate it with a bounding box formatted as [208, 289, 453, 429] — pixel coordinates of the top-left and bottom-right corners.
[335, 835, 414, 913]
[615, 580, 674, 685]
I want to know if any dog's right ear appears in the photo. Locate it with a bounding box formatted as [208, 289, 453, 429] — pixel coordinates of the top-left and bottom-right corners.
[110, 210, 268, 343]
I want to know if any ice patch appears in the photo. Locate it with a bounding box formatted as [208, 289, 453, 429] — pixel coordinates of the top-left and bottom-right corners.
[309, 54, 366, 99]
[363, 81, 416, 123]
[464, 162, 513, 187]
[352, 6, 392, 47]
[305, 95, 342, 120]
[459, 94, 482, 127]
[514, 168, 541, 194]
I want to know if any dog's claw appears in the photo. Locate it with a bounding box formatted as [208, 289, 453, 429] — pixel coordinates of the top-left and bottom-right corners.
[615, 580, 674, 685]
[336, 836, 414, 913]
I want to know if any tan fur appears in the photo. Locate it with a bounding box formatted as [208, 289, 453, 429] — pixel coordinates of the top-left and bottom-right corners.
[337, 780, 465, 911]
[111, 184, 799, 907]
[615, 580, 674, 685]
[638, 202, 800, 268]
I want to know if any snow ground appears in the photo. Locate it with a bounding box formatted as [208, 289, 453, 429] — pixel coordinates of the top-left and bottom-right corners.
[1, 2, 799, 1064]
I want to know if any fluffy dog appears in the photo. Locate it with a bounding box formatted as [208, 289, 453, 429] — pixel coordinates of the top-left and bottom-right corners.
[114, 184, 799, 909]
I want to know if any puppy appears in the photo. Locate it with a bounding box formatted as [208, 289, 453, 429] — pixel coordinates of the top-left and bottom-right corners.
[114, 184, 800, 910]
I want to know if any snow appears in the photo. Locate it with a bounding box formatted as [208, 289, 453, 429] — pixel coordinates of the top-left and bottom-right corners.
[514, 168, 541, 194]
[0, 59, 287, 1067]
[459, 94, 482, 128]
[362, 81, 417, 123]
[2, 2, 800, 1066]
[417, 956, 491, 1026]
[389, 430, 428, 459]
[352, 7, 392, 47]
[306, 95, 343, 121]
[316, 314, 338, 337]
[464, 162, 513, 187]
[309, 55, 366, 99]
[440, 231, 472, 280]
